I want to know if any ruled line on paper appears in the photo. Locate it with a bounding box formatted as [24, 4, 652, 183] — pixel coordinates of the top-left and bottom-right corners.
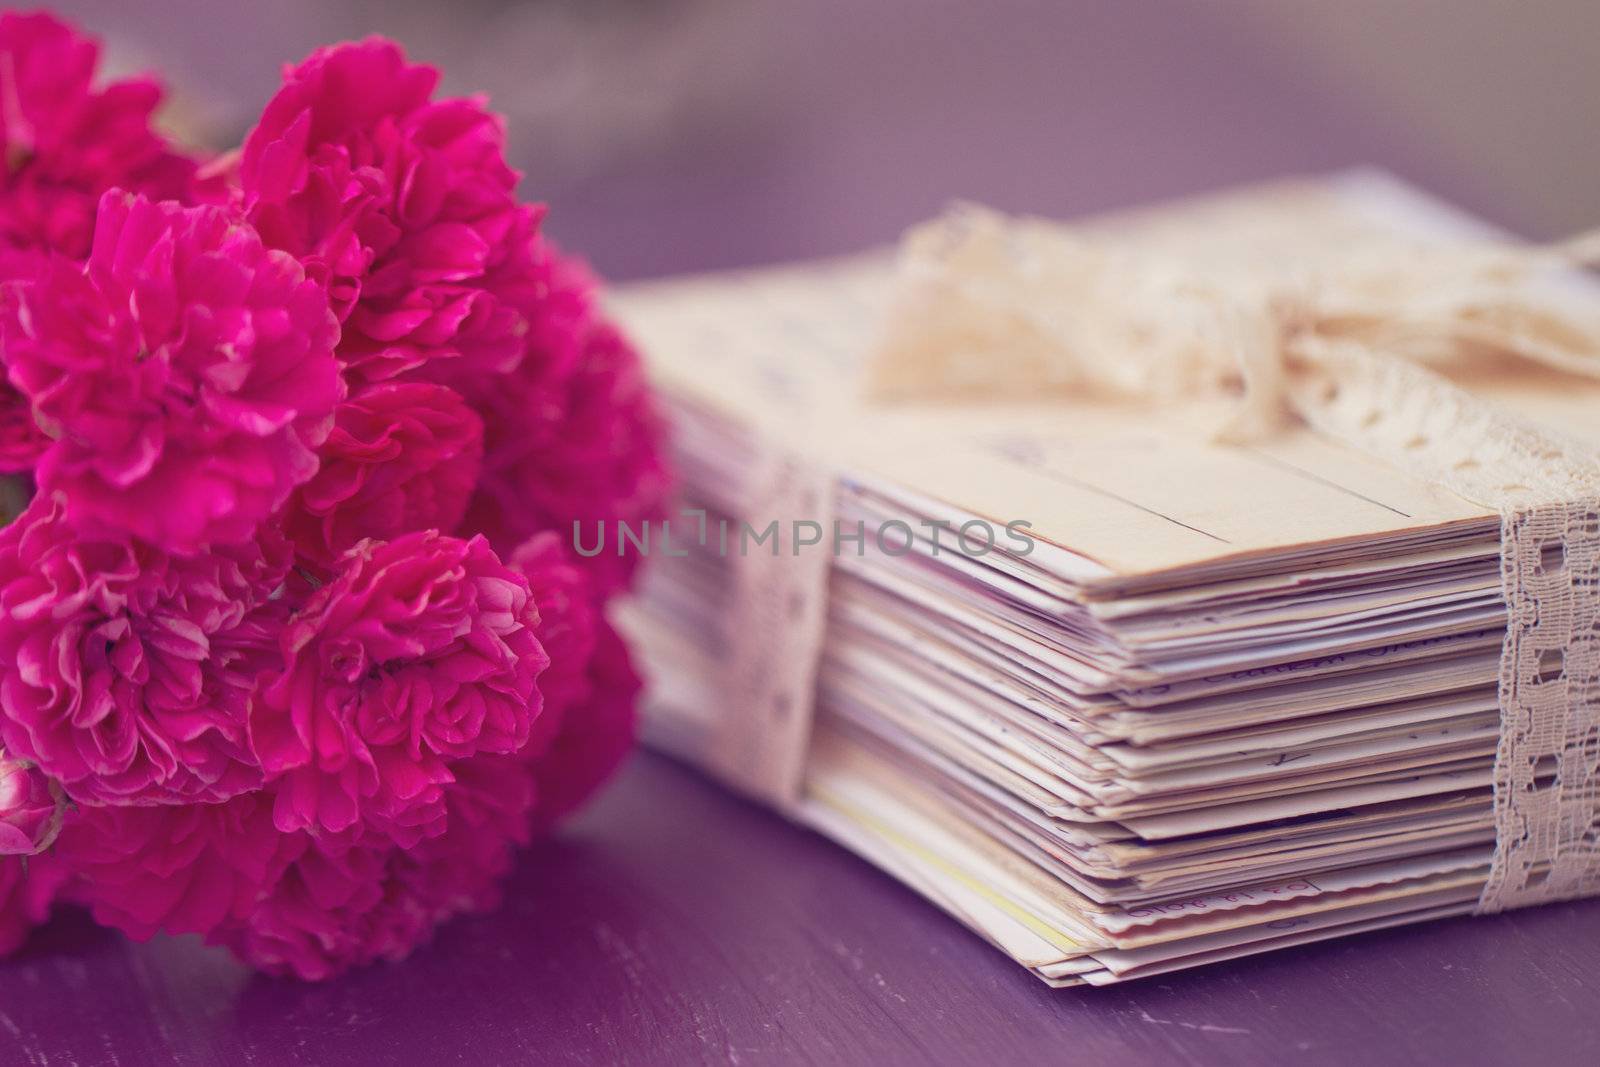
[979, 433, 1235, 545]
[1036, 471, 1234, 545]
[1245, 448, 1414, 519]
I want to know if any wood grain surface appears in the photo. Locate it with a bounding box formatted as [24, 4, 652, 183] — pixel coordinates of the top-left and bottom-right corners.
[4, 752, 1596, 1067]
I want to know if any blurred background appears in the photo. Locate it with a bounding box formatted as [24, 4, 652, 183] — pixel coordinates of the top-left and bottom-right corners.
[49, 0, 1600, 281]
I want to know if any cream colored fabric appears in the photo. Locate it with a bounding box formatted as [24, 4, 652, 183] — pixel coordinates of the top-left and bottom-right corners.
[1482, 500, 1600, 910]
[870, 204, 1600, 912]
[707, 449, 836, 806]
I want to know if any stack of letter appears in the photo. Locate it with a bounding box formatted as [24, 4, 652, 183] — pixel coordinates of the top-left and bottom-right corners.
[608, 172, 1600, 985]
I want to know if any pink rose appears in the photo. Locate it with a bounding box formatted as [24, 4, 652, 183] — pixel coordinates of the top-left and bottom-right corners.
[50, 790, 296, 941]
[0, 191, 343, 552]
[224, 824, 428, 979]
[464, 240, 672, 597]
[251, 531, 547, 840]
[526, 618, 640, 833]
[0, 6, 207, 480]
[0, 755, 64, 856]
[0, 12, 197, 260]
[239, 38, 538, 387]
[284, 382, 483, 569]
[507, 533, 639, 831]
[226, 754, 534, 980]
[0, 499, 289, 805]
[0, 250, 58, 472]
[509, 533, 600, 724]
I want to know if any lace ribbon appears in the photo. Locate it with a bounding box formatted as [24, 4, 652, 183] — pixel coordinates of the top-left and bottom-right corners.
[869, 205, 1600, 913]
[708, 449, 836, 805]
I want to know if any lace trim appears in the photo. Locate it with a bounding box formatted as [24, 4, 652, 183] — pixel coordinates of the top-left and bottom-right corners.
[1287, 340, 1600, 511]
[1481, 501, 1600, 910]
[705, 449, 835, 806]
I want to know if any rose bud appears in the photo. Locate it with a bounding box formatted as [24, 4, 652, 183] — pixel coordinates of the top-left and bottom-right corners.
[0, 755, 65, 856]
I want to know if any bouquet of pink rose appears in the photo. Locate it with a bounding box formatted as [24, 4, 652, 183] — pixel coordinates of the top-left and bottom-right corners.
[0, 12, 670, 979]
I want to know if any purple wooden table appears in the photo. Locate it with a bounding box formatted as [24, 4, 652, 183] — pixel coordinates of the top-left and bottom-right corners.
[8, 2, 1600, 1063]
[5, 752, 1597, 1066]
